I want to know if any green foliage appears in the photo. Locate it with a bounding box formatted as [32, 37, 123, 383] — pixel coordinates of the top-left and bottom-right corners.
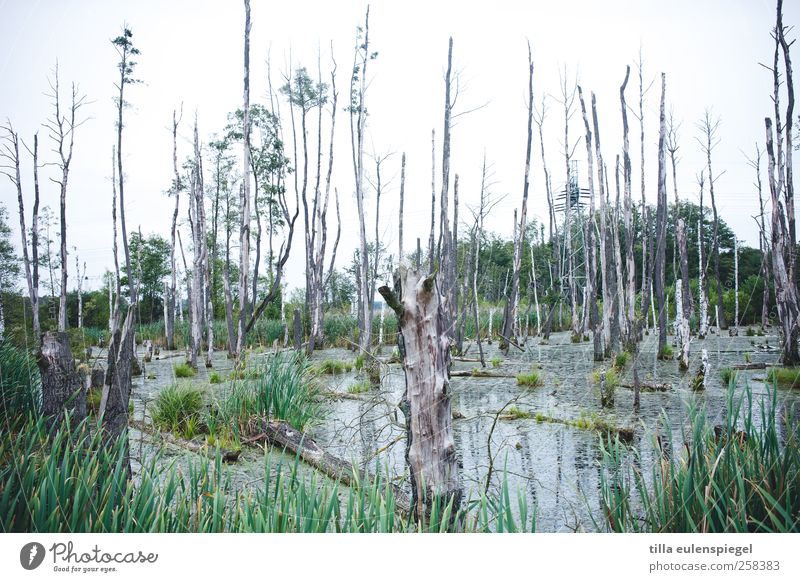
[613, 351, 630, 371]
[600, 383, 800, 532]
[766, 367, 800, 389]
[173, 362, 196, 378]
[490, 356, 502, 369]
[209, 372, 222, 384]
[503, 406, 531, 420]
[312, 359, 353, 375]
[354, 354, 365, 371]
[347, 380, 371, 394]
[150, 384, 205, 438]
[0, 343, 40, 426]
[516, 371, 543, 387]
[720, 367, 737, 386]
[210, 351, 321, 433]
[592, 368, 620, 390]
[0, 416, 536, 533]
[658, 344, 674, 360]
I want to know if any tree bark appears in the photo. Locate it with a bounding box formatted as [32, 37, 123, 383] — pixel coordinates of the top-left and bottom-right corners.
[654, 73, 668, 356]
[38, 331, 85, 428]
[379, 267, 461, 522]
[236, 0, 252, 357]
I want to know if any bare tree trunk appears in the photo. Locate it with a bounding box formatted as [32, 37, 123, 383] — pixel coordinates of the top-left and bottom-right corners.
[591, 92, 613, 355]
[501, 43, 534, 351]
[2, 126, 41, 340]
[619, 66, 636, 349]
[351, 6, 373, 353]
[39, 331, 85, 428]
[700, 109, 726, 330]
[777, 0, 796, 281]
[747, 144, 770, 329]
[732, 237, 739, 334]
[429, 129, 436, 272]
[379, 267, 461, 522]
[613, 156, 626, 347]
[236, 0, 252, 357]
[654, 74, 668, 357]
[637, 51, 651, 337]
[399, 152, 405, 262]
[167, 108, 182, 351]
[675, 280, 690, 370]
[578, 86, 602, 360]
[697, 173, 709, 339]
[677, 218, 691, 322]
[765, 117, 800, 365]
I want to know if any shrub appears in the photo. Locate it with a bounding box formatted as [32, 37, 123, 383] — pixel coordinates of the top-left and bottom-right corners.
[151, 384, 205, 437]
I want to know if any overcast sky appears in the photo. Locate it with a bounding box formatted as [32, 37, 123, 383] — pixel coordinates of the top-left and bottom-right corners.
[1, 0, 798, 294]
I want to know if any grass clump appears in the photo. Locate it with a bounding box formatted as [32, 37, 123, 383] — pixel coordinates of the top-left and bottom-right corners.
[600, 382, 800, 532]
[516, 371, 543, 387]
[210, 351, 322, 433]
[766, 367, 800, 389]
[0, 343, 41, 426]
[657, 344, 674, 360]
[720, 367, 738, 386]
[613, 351, 630, 371]
[151, 384, 205, 438]
[354, 354, 365, 371]
[173, 362, 196, 378]
[312, 358, 354, 375]
[503, 406, 531, 420]
[209, 371, 222, 384]
[592, 368, 620, 390]
[347, 380, 371, 394]
[490, 356, 502, 369]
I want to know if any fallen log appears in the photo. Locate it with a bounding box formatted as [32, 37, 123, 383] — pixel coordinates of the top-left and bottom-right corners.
[255, 419, 412, 517]
[450, 370, 518, 378]
[130, 419, 241, 462]
[620, 382, 670, 392]
[731, 362, 767, 370]
[498, 332, 526, 352]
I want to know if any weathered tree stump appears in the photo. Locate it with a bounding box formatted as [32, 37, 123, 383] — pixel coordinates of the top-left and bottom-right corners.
[142, 339, 153, 363]
[379, 266, 461, 522]
[38, 331, 86, 428]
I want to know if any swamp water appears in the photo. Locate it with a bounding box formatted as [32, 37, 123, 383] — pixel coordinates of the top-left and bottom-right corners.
[122, 329, 800, 532]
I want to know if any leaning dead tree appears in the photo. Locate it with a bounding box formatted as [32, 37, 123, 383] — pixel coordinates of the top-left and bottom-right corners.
[1, 124, 41, 341]
[500, 42, 534, 352]
[379, 267, 461, 522]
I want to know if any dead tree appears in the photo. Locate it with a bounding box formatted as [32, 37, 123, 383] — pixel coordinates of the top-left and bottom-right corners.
[697, 173, 709, 339]
[578, 86, 601, 360]
[697, 109, 726, 329]
[44, 66, 87, 332]
[75, 254, 85, 328]
[746, 144, 770, 329]
[235, 0, 252, 358]
[101, 27, 140, 470]
[776, 0, 796, 279]
[1, 125, 41, 341]
[675, 279, 690, 370]
[654, 73, 669, 357]
[166, 107, 183, 351]
[38, 331, 85, 428]
[501, 43, 534, 351]
[350, 6, 373, 353]
[379, 267, 461, 522]
[765, 117, 800, 364]
[591, 91, 614, 354]
[620, 66, 636, 348]
[399, 152, 406, 262]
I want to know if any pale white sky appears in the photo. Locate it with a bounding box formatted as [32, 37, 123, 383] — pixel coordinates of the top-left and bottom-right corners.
[1, 0, 798, 293]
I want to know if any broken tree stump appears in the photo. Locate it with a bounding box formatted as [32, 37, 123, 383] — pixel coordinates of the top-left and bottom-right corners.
[379, 266, 461, 522]
[38, 331, 86, 428]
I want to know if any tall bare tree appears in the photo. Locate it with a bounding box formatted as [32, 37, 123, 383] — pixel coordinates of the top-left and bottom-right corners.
[654, 73, 669, 357]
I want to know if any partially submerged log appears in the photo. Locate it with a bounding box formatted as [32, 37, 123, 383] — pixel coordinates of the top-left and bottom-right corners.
[255, 418, 411, 517]
[621, 381, 670, 392]
[731, 362, 767, 370]
[131, 419, 241, 463]
[450, 370, 517, 378]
